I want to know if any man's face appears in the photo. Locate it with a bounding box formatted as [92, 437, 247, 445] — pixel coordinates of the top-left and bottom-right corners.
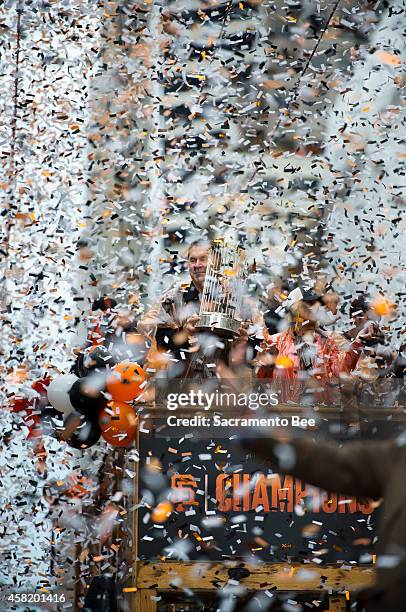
[323, 291, 339, 315]
[188, 246, 209, 290]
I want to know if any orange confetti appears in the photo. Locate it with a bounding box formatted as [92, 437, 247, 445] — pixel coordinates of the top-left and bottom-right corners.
[151, 501, 173, 523]
[376, 50, 402, 66]
[7, 367, 28, 384]
[371, 296, 396, 317]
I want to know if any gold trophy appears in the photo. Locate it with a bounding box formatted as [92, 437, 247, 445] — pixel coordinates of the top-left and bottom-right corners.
[197, 239, 247, 338]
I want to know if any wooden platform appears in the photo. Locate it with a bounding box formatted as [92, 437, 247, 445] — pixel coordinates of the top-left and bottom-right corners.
[130, 561, 375, 610]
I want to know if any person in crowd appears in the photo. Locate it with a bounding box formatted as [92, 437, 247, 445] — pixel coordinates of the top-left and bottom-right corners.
[353, 340, 404, 409]
[344, 294, 399, 406]
[138, 240, 210, 355]
[239, 431, 406, 612]
[71, 296, 147, 378]
[392, 342, 406, 378]
[255, 288, 380, 404]
[345, 294, 384, 344]
[257, 289, 364, 379]
[390, 342, 406, 407]
[321, 286, 340, 319]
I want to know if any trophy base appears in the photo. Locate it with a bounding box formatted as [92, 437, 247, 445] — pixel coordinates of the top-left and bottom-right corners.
[197, 313, 241, 338]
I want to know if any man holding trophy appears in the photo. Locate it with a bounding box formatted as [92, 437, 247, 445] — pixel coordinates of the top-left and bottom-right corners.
[138, 239, 265, 376]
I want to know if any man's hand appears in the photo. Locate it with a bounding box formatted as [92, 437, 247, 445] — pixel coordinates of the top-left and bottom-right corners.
[229, 332, 249, 368]
[237, 322, 249, 340]
[173, 315, 200, 347]
[356, 321, 382, 344]
[239, 431, 291, 465]
[183, 314, 200, 336]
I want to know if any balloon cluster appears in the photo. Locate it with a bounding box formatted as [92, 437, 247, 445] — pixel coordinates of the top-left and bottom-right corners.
[47, 353, 146, 449]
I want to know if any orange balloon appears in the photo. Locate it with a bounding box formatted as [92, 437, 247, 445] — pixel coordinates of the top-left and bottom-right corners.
[99, 401, 138, 447]
[106, 361, 147, 402]
[151, 501, 173, 524]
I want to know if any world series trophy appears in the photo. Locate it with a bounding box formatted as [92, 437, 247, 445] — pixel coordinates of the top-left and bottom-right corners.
[197, 239, 247, 338]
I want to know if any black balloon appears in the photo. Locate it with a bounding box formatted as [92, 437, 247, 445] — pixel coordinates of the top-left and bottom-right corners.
[63, 411, 101, 449]
[41, 405, 61, 420]
[84, 345, 116, 370]
[69, 378, 106, 417]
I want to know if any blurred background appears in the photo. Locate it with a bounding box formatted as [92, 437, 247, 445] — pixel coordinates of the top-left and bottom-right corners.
[0, 0, 405, 603]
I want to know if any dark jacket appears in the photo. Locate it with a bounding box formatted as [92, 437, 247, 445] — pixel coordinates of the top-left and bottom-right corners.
[242, 434, 406, 612]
